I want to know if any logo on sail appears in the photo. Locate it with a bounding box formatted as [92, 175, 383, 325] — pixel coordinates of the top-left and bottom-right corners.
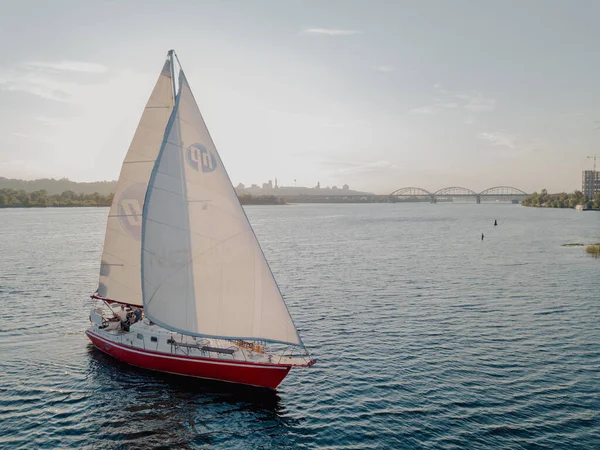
[186, 143, 217, 172]
[117, 183, 146, 240]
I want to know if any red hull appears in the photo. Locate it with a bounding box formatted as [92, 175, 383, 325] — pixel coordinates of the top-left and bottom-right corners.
[86, 331, 291, 389]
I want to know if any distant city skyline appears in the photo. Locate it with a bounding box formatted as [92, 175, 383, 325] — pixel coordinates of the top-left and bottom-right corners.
[1, 1, 600, 193]
[236, 178, 364, 194]
[235, 178, 352, 190]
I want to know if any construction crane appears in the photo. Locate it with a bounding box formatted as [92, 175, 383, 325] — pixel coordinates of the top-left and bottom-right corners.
[588, 154, 597, 171]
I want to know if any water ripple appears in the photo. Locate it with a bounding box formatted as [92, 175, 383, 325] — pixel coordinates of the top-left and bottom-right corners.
[0, 205, 599, 448]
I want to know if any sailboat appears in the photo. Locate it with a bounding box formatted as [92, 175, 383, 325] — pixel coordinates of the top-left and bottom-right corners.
[86, 50, 315, 389]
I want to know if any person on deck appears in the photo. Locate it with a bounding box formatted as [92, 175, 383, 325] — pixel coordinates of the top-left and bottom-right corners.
[122, 311, 134, 332]
[103, 319, 120, 331]
[132, 308, 142, 323]
[115, 304, 127, 321]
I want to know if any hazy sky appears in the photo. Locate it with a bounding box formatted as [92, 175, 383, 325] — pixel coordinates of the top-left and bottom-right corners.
[1, 0, 599, 193]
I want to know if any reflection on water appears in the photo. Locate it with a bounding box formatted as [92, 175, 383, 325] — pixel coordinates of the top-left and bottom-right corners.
[84, 346, 298, 449]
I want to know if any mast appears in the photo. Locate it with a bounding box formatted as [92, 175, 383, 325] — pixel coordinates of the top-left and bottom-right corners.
[168, 49, 177, 101]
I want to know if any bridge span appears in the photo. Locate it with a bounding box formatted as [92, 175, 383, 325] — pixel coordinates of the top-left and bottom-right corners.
[271, 186, 527, 204]
[389, 186, 528, 203]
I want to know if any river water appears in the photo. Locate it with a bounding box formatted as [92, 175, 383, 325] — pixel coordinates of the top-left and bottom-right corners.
[0, 204, 599, 449]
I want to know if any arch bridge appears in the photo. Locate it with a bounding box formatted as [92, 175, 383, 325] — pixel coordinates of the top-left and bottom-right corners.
[389, 186, 528, 204]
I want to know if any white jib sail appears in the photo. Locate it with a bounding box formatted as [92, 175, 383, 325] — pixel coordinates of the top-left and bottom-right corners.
[142, 68, 301, 346]
[97, 59, 174, 306]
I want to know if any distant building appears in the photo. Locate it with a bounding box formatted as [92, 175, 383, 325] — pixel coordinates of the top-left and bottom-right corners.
[275, 178, 278, 189]
[316, 181, 320, 189]
[332, 185, 338, 190]
[236, 182, 245, 190]
[342, 184, 349, 191]
[582, 170, 600, 199]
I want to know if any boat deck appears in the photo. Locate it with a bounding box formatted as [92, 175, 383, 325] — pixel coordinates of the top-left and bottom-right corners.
[88, 308, 311, 367]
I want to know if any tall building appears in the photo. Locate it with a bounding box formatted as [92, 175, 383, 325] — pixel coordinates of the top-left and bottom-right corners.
[582, 170, 600, 199]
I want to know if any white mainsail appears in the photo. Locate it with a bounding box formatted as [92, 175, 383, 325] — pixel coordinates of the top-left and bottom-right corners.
[97, 59, 174, 306]
[141, 55, 302, 346]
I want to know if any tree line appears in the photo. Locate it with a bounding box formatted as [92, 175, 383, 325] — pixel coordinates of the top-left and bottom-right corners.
[0, 177, 116, 195]
[0, 189, 113, 207]
[521, 189, 600, 209]
[0, 189, 286, 208]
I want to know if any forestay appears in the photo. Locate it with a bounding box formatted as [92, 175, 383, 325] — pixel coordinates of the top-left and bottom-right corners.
[97, 59, 174, 306]
[141, 63, 301, 346]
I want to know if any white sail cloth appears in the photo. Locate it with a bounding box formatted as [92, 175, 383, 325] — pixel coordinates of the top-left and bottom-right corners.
[97, 59, 174, 306]
[141, 70, 301, 346]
